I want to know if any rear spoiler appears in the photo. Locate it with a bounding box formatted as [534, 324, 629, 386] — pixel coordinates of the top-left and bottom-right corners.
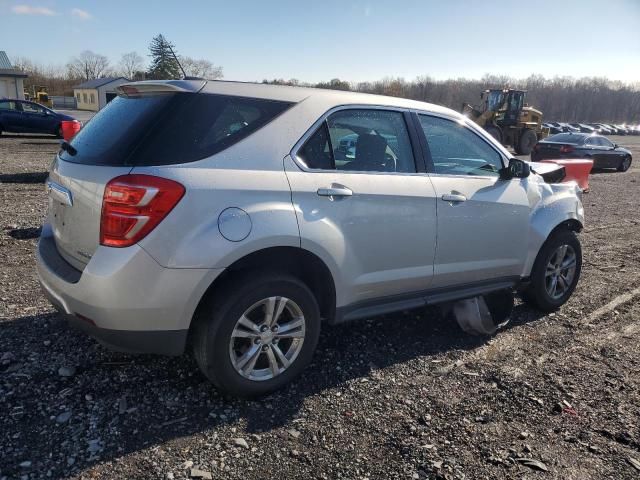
[116, 80, 206, 97]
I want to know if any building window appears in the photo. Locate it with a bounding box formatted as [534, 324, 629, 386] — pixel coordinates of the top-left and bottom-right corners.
[76, 93, 81, 102]
[83, 93, 88, 103]
[90, 93, 95, 104]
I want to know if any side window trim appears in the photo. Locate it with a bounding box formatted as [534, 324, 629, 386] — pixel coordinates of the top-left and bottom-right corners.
[292, 105, 422, 175]
[413, 111, 509, 176]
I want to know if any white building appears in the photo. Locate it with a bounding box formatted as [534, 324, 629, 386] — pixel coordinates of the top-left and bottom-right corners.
[0, 51, 27, 100]
[73, 77, 129, 111]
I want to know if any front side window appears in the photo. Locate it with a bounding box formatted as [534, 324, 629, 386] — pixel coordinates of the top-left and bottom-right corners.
[298, 109, 416, 173]
[419, 115, 504, 176]
[599, 137, 613, 148]
[22, 102, 43, 114]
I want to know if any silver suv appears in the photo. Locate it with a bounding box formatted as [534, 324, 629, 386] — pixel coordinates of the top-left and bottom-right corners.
[37, 80, 584, 397]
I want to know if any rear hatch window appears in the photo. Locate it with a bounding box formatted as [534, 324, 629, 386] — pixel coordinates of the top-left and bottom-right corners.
[60, 92, 293, 166]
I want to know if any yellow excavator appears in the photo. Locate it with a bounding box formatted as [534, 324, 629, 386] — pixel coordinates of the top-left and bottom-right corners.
[463, 89, 549, 155]
[29, 86, 54, 109]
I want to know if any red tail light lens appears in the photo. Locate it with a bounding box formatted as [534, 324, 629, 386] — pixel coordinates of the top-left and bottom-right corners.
[100, 175, 185, 248]
[559, 145, 575, 154]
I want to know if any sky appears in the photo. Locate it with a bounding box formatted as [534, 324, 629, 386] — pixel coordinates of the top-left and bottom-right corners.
[0, 0, 639, 84]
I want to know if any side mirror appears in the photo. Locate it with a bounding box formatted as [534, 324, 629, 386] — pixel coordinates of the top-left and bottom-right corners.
[500, 158, 530, 180]
[612, 143, 618, 149]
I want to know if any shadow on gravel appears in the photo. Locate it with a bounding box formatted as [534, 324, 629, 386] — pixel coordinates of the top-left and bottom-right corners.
[0, 304, 546, 478]
[0, 172, 48, 183]
[6, 226, 42, 239]
[0, 134, 56, 140]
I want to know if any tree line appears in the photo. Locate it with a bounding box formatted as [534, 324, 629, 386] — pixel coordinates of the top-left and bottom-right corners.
[263, 75, 640, 124]
[11, 34, 223, 97]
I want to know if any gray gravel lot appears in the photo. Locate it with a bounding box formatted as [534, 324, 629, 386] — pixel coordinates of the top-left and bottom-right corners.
[1, 133, 639, 479]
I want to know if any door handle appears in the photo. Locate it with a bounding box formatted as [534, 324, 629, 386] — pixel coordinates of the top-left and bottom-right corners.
[317, 186, 353, 198]
[441, 193, 467, 203]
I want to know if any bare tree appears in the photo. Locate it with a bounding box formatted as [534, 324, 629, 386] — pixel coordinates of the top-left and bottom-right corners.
[66, 51, 110, 81]
[178, 56, 223, 79]
[118, 52, 144, 79]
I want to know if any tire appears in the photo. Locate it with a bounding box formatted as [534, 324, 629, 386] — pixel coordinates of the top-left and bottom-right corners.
[617, 155, 632, 172]
[517, 129, 538, 156]
[522, 229, 582, 312]
[192, 272, 321, 398]
[484, 125, 502, 144]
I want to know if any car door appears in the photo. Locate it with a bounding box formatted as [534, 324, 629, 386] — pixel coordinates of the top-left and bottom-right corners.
[598, 136, 624, 168]
[20, 102, 52, 134]
[416, 113, 531, 288]
[285, 107, 438, 309]
[0, 100, 25, 132]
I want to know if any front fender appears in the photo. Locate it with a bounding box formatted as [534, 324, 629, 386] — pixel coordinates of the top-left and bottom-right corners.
[523, 181, 584, 276]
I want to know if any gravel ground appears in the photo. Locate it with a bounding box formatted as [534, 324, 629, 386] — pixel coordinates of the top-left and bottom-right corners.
[1, 134, 639, 480]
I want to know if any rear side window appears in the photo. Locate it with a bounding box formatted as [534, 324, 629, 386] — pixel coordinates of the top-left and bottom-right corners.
[297, 109, 416, 173]
[61, 93, 292, 166]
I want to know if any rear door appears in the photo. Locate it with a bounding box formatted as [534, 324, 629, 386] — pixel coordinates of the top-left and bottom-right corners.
[285, 107, 438, 307]
[416, 113, 531, 288]
[0, 100, 25, 132]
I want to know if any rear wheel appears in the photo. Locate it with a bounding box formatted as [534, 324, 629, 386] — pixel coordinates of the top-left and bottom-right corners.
[517, 129, 537, 156]
[618, 155, 632, 172]
[522, 229, 582, 312]
[192, 273, 321, 398]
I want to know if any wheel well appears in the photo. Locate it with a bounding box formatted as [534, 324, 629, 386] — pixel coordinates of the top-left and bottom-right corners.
[549, 219, 583, 236]
[196, 247, 336, 323]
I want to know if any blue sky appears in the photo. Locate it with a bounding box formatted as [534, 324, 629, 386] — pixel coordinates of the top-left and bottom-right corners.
[0, 0, 639, 83]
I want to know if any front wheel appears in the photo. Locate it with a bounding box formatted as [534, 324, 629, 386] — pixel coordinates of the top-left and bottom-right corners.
[522, 230, 582, 312]
[192, 273, 321, 398]
[517, 129, 538, 156]
[618, 155, 632, 172]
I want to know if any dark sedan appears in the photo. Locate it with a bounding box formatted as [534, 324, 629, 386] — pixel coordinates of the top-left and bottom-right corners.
[531, 132, 632, 172]
[0, 99, 77, 137]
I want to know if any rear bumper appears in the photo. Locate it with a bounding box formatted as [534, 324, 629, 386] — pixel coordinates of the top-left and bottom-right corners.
[36, 224, 223, 355]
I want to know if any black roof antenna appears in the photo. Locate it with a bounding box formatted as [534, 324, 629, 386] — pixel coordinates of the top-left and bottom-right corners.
[167, 44, 187, 79]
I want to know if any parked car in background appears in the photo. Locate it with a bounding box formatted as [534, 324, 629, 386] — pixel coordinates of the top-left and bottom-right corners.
[544, 123, 563, 134]
[589, 124, 612, 135]
[0, 99, 78, 137]
[36, 79, 584, 397]
[559, 123, 580, 133]
[531, 132, 632, 171]
[570, 123, 596, 133]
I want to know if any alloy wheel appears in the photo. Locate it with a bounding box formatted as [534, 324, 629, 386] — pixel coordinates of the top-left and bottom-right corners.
[229, 296, 306, 381]
[544, 244, 577, 300]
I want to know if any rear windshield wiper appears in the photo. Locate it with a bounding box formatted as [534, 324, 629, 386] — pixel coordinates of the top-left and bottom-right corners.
[60, 140, 77, 156]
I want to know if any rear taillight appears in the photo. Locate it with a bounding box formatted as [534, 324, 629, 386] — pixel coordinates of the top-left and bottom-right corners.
[559, 145, 575, 154]
[100, 175, 185, 248]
